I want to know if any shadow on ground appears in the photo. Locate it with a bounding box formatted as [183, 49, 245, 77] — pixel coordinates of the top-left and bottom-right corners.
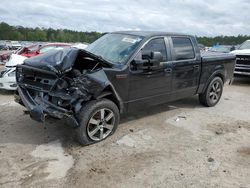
[0, 96, 200, 146]
[233, 75, 250, 85]
[0, 89, 15, 95]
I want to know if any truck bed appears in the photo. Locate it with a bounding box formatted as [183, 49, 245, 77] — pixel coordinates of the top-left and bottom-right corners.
[197, 51, 236, 94]
[201, 51, 236, 62]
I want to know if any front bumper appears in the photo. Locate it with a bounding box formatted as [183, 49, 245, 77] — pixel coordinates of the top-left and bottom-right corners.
[0, 67, 17, 90]
[234, 55, 250, 76]
[15, 64, 104, 127]
[0, 76, 17, 90]
[234, 66, 250, 76]
[17, 86, 79, 127]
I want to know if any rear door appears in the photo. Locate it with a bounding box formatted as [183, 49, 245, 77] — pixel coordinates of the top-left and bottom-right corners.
[169, 36, 200, 99]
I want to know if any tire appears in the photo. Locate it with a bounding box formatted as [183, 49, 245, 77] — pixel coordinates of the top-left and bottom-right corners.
[199, 76, 224, 107]
[76, 99, 120, 146]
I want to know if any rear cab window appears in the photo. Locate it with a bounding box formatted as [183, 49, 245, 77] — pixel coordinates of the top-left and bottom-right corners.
[171, 37, 195, 60]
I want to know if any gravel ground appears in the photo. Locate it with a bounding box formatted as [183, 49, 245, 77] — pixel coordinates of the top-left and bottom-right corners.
[0, 72, 249, 188]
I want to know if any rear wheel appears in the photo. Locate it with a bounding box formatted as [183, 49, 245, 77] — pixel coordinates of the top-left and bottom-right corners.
[199, 76, 223, 107]
[76, 99, 119, 146]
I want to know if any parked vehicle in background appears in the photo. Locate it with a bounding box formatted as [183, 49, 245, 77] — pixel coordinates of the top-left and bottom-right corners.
[20, 43, 71, 58]
[0, 54, 27, 90]
[230, 40, 250, 76]
[0, 42, 23, 64]
[15, 31, 236, 145]
[0, 43, 71, 90]
[208, 45, 235, 53]
[0, 49, 12, 64]
[0, 44, 9, 51]
[198, 43, 205, 51]
[72, 43, 88, 50]
[9, 41, 22, 50]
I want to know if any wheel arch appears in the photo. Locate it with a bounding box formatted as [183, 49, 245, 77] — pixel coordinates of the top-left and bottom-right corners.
[95, 85, 124, 113]
[201, 70, 225, 94]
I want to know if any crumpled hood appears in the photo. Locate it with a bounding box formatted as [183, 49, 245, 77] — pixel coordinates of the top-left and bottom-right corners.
[230, 49, 250, 55]
[23, 47, 109, 74]
[23, 48, 79, 74]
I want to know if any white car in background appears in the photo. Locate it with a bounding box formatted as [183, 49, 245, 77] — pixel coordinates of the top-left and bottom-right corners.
[0, 43, 75, 90]
[230, 40, 250, 76]
[0, 54, 27, 90]
[0, 43, 88, 90]
[72, 43, 88, 49]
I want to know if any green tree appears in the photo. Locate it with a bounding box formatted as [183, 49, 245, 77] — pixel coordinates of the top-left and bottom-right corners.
[1, 22, 249, 46]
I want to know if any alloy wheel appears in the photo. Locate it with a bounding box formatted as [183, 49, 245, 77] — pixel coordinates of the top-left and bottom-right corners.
[209, 81, 222, 104]
[87, 108, 115, 141]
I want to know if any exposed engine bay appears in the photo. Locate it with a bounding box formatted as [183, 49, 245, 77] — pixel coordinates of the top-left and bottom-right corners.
[15, 48, 112, 126]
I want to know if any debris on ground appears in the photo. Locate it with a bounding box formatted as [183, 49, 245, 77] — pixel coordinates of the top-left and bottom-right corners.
[207, 157, 214, 162]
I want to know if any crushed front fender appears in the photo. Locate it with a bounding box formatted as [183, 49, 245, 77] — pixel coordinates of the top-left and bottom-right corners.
[16, 64, 111, 127]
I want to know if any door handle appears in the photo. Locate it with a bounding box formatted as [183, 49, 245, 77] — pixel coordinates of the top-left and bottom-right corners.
[165, 68, 172, 73]
[193, 65, 200, 69]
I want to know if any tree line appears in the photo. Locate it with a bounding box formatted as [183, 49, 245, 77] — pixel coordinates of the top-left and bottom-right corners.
[0, 22, 249, 46]
[0, 22, 102, 43]
[197, 35, 250, 46]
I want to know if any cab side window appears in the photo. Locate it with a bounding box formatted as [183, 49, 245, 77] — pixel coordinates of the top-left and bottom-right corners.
[142, 38, 167, 61]
[172, 37, 195, 60]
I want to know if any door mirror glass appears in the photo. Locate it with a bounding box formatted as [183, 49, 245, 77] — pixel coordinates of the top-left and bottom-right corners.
[142, 51, 163, 62]
[132, 37, 167, 71]
[150, 51, 163, 62]
[133, 51, 163, 70]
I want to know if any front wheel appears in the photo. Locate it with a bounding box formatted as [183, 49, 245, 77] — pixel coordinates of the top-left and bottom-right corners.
[76, 99, 120, 146]
[199, 76, 224, 107]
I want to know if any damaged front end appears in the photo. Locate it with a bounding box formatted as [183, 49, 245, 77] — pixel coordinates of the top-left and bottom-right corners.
[16, 48, 112, 127]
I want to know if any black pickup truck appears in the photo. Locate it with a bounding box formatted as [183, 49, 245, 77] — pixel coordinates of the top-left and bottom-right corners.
[15, 31, 236, 145]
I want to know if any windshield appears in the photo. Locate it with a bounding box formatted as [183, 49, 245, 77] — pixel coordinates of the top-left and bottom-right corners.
[86, 33, 144, 64]
[239, 40, 250, 50]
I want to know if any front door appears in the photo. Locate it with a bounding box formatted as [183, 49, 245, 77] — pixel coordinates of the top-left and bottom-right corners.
[128, 37, 172, 110]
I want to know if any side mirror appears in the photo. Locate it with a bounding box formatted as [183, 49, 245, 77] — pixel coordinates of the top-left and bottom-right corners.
[142, 51, 163, 62]
[150, 51, 163, 62]
[132, 51, 163, 70]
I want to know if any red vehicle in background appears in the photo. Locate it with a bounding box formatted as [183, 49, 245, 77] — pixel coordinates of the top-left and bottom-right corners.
[0, 50, 12, 63]
[0, 44, 20, 63]
[19, 43, 71, 58]
[0, 43, 71, 90]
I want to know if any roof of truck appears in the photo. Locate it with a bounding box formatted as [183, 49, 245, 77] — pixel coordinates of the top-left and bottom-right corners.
[113, 31, 193, 38]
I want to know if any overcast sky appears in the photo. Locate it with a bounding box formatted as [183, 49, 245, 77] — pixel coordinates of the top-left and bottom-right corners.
[1, 0, 250, 36]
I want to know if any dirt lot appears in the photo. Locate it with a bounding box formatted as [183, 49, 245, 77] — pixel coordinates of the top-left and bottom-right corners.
[0, 72, 249, 187]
